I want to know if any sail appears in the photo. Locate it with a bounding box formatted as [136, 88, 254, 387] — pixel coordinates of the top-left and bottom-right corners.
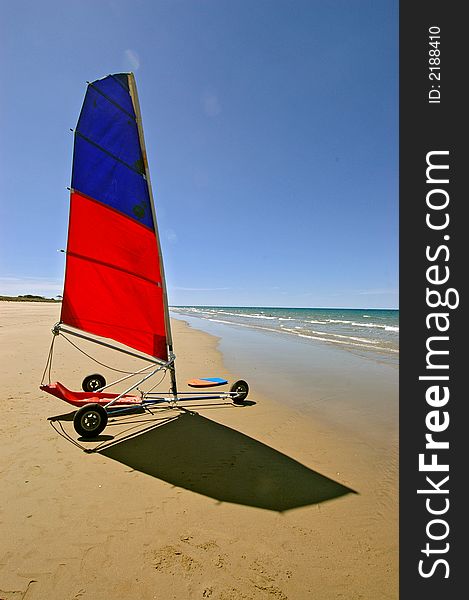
[60, 73, 169, 361]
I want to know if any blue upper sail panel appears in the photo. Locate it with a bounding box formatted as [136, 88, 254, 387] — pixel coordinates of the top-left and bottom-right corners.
[71, 73, 154, 229]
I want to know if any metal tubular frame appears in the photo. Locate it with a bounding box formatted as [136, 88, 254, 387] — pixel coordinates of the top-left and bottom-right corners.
[104, 365, 166, 408]
[92, 363, 156, 392]
[55, 324, 169, 366]
[50, 326, 241, 410]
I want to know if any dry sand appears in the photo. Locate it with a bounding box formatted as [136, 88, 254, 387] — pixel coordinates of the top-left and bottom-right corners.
[0, 302, 397, 599]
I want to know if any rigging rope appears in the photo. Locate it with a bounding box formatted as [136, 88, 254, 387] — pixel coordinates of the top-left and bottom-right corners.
[40, 335, 57, 386]
[49, 408, 181, 453]
[60, 333, 154, 375]
[143, 369, 167, 394]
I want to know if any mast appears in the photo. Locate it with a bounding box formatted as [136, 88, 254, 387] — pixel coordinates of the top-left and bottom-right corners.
[127, 73, 177, 397]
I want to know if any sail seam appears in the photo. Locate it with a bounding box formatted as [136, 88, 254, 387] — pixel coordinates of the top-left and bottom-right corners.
[70, 190, 155, 232]
[88, 82, 136, 119]
[75, 131, 145, 176]
[67, 250, 162, 288]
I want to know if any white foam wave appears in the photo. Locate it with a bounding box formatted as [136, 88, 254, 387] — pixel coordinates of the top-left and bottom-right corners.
[171, 308, 399, 337]
[213, 311, 276, 320]
[323, 318, 399, 332]
[326, 319, 350, 324]
[283, 328, 377, 345]
[351, 321, 399, 331]
[264, 325, 399, 354]
[198, 321, 399, 353]
[295, 333, 399, 353]
[312, 331, 379, 344]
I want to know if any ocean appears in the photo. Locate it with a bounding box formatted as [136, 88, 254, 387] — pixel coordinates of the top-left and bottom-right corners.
[169, 306, 399, 361]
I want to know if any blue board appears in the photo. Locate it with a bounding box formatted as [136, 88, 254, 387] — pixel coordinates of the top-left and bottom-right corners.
[187, 377, 228, 388]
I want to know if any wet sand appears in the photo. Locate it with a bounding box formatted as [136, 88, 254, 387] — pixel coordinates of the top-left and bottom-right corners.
[0, 302, 398, 599]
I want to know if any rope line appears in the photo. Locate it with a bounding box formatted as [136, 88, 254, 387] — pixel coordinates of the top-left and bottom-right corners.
[143, 369, 167, 393]
[49, 407, 182, 453]
[40, 336, 56, 386]
[60, 333, 154, 375]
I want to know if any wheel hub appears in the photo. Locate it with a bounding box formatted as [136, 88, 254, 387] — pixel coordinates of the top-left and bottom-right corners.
[81, 411, 101, 431]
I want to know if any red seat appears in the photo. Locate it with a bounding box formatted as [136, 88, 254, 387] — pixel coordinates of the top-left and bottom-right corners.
[40, 382, 141, 407]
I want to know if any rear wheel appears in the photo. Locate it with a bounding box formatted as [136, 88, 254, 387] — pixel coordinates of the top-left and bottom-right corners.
[82, 373, 106, 392]
[230, 380, 249, 405]
[73, 403, 108, 438]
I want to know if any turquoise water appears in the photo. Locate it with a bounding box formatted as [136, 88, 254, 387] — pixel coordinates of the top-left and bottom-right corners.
[170, 306, 399, 359]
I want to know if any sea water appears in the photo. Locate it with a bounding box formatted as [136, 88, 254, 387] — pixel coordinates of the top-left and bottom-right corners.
[170, 305, 399, 433]
[170, 306, 399, 362]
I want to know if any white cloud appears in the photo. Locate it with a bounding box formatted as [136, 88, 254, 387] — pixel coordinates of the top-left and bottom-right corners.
[201, 90, 221, 117]
[165, 229, 178, 243]
[0, 276, 63, 297]
[173, 286, 230, 292]
[123, 49, 140, 71]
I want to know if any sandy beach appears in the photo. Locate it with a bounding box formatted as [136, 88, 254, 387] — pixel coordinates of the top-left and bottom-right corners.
[0, 301, 398, 599]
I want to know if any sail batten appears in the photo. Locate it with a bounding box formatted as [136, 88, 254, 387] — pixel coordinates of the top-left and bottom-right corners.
[61, 73, 169, 361]
[75, 131, 145, 176]
[88, 81, 136, 119]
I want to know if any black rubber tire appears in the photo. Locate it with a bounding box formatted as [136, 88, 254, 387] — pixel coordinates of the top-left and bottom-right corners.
[230, 380, 249, 405]
[82, 373, 106, 392]
[73, 403, 108, 438]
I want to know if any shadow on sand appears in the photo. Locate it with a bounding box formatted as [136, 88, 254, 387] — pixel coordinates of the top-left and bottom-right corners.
[99, 411, 356, 511]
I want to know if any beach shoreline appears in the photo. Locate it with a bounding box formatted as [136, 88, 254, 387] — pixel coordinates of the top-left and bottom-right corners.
[172, 312, 398, 443]
[0, 301, 398, 599]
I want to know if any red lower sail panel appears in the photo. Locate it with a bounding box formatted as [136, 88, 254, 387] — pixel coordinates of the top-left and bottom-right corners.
[60, 192, 168, 361]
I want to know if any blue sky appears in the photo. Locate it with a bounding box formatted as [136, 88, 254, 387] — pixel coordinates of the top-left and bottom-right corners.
[0, 0, 398, 309]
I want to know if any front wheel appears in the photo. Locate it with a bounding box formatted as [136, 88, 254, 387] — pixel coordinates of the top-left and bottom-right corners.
[73, 403, 108, 438]
[230, 380, 249, 405]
